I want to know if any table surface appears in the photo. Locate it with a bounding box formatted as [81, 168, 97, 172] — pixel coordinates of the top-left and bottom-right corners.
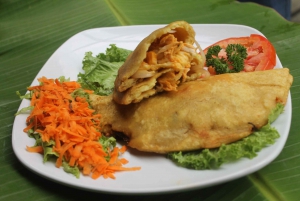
[1, 1, 300, 201]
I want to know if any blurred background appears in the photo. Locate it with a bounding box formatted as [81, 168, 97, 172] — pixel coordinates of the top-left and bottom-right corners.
[292, 0, 300, 22]
[239, 0, 300, 22]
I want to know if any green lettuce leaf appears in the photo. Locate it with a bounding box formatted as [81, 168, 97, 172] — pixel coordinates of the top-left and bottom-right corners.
[99, 135, 117, 161]
[15, 105, 34, 116]
[62, 161, 80, 179]
[15, 91, 34, 116]
[167, 103, 284, 169]
[78, 44, 132, 96]
[97, 44, 132, 62]
[42, 140, 59, 162]
[16, 90, 33, 100]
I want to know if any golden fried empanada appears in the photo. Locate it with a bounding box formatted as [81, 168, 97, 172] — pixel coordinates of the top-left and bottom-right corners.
[113, 21, 206, 105]
[91, 68, 292, 153]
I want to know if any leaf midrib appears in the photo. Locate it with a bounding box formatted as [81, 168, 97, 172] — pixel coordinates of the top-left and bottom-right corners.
[105, 0, 131, 25]
[249, 173, 286, 201]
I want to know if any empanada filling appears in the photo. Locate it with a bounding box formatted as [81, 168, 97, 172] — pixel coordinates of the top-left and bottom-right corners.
[127, 33, 204, 94]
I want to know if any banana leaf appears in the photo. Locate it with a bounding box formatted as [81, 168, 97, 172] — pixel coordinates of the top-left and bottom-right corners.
[1, 0, 300, 200]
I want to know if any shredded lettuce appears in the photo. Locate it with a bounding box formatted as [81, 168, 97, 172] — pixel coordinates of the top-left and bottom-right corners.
[26, 129, 59, 162]
[99, 135, 117, 151]
[15, 105, 34, 116]
[58, 76, 70, 82]
[16, 90, 33, 100]
[167, 103, 284, 169]
[42, 140, 59, 163]
[99, 135, 117, 161]
[15, 91, 34, 115]
[78, 44, 132, 96]
[62, 161, 80, 178]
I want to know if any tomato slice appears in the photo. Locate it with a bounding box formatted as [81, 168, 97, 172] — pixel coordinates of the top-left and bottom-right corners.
[203, 34, 276, 72]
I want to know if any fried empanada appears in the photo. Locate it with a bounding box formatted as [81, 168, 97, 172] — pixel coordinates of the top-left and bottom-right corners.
[113, 21, 206, 105]
[91, 68, 293, 153]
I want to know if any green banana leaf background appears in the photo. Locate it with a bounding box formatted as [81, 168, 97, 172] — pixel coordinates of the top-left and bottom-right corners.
[1, 0, 300, 200]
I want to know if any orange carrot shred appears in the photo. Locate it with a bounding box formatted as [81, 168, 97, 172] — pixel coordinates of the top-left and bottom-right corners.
[24, 77, 140, 179]
[26, 145, 43, 153]
[120, 145, 127, 154]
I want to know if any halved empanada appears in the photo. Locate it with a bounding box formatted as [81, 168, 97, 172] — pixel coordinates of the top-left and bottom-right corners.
[113, 21, 206, 104]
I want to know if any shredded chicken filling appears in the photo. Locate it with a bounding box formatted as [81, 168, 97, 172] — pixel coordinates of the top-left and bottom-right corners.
[131, 34, 202, 92]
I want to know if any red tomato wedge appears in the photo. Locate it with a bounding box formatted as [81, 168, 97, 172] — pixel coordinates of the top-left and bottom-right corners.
[203, 34, 276, 73]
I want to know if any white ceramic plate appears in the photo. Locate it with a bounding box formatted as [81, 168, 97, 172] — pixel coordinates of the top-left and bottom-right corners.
[12, 24, 292, 194]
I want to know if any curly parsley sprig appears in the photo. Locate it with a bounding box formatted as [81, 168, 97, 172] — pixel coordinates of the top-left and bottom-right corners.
[206, 44, 247, 74]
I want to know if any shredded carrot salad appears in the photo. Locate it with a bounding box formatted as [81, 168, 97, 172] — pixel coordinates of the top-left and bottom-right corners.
[23, 76, 140, 179]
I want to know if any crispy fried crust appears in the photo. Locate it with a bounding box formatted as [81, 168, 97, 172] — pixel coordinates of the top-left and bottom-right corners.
[91, 68, 293, 153]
